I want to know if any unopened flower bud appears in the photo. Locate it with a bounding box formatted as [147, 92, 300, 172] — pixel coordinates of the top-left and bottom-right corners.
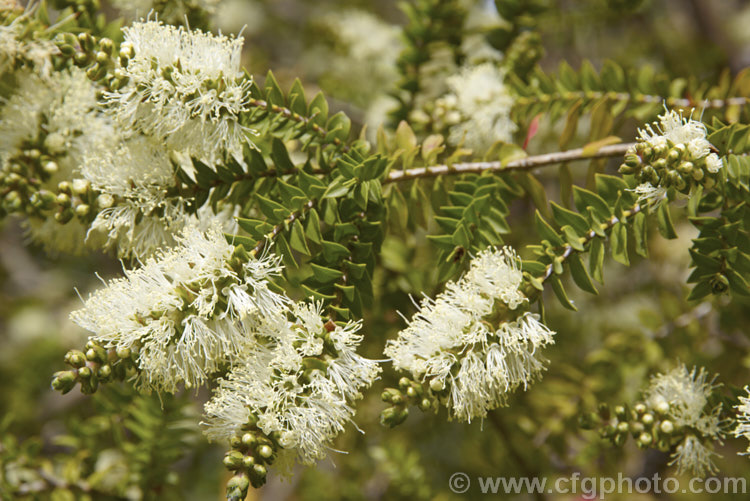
[659, 420, 674, 434]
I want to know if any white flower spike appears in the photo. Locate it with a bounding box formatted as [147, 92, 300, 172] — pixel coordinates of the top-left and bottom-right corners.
[385, 247, 555, 422]
[104, 19, 255, 167]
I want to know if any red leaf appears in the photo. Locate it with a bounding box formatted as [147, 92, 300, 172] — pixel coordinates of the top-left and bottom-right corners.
[523, 114, 541, 150]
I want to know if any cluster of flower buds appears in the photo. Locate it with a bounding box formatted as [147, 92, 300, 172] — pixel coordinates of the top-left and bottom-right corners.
[380, 376, 437, 428]
[55, 32, 124, 89]
[620, 141, 720, 194]
[0, 138, 99, 225]
[619, 109, 723, 204]
[222, 414, 280, 497]
[581, 401, 680, 451]
[51, 340, 138, 395]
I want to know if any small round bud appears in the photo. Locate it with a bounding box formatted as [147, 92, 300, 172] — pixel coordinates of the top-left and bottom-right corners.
[51, 371, 77, 393]
[655, 401, 670, 416]
[75, 204, 90, 218]
[116, 347, 131, 359]
[223, 451, 244, 469]
[56, 193, 71, 206]
[241, 433, 256, 447]
[253, 463, 267, 475]
[398, 377, 411, 390]
[617, 421, 629, 433]
[634, 403, 646, 414]
[242, 455, 255, 468]
[653, 158, 668, 172]
[406, 387, 417, 398]
[419, 398, 432, 411]
[429, 378, 445, 392]
[72, 179, 90, 195]
[74, 52, 89, 67]
[97, 193, 114, 208]
[78, 366, 91, 379]
[614, 406, 626, 418]
[659, 420, 674, 434]
[641, 413, 654, 425]
[638, 432, 652, 446]
[98, 364, 112, 379]
[95, 51, 109, 65]
[43, 161, 59, 175]
[258, 445, 273, 459]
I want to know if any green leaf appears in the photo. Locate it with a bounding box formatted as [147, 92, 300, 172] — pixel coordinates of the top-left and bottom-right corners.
[321, 240, 350, 262]
[610, 222, 630, 266]
[568, 253, 598, 294]
[633, 211, 648, 258]
[656, 203, 678, 239]
[551, 202, 590, 234]
[535, 212, 564, 246]
[289, 220, 310, 255]
[589, 238, 605, 283]
[595, 174, 629, 202]
[271, 138, 295, 172]
[562, 225, 585, 251]
[687, 280, 713, 301]
[548, 276, 577, 311]
[573, 186, 611, 219]
[310, 263, 344, 283]
[308, 92, 329, 127]
[305, 209, 323, 244]
[255, 194, 287, 222]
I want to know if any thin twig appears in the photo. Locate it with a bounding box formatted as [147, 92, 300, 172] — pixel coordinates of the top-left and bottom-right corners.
[385, 143, 636, 184]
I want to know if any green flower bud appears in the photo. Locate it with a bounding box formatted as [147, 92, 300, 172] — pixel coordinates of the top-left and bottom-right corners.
[398, 377, 411, 390]
[655, 401, 670, 416]
[419, 398, 432, 411]
[226, 472, 250, 501]
[241, 433, 256, 448]
[258, 445, 273, 459]
[634, 403, 647, 415]
[66, 350, 86, 368]
[380, 406, 409, 428]
[223, 450, 244, 469]
[659, 420, 674, 434]
[51, 370, 77, 394]
[638, 432, 652, 446]
[641, 413, 654, 425]
[617, 421, 629, 433]
[242, 455, 255, 468]
[75, 204, 90, 218]
[250, 464, 267, 488]
[43, 161, 59, 175]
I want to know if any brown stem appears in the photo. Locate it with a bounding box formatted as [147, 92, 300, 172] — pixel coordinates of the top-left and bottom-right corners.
[385, 143, 636, 184]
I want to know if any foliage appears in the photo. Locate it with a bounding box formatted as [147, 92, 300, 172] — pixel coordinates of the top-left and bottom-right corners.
[1, 0, 750, 499]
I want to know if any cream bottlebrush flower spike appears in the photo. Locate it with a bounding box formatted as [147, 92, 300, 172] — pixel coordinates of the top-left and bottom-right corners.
[81, 134, 188, 259]
[436, 63, 517, 154]
[202, 301, 381, 479]
[732, 386, 750, 455]
[384, 247, 555, 422]
[0, 6, 59, 79]
[620, 108, 723, 205]
[645, 365, 725, 477]
[70, 224, 290, 393]
[103, 19, 255, 167]
[0, 67, 111, 254]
